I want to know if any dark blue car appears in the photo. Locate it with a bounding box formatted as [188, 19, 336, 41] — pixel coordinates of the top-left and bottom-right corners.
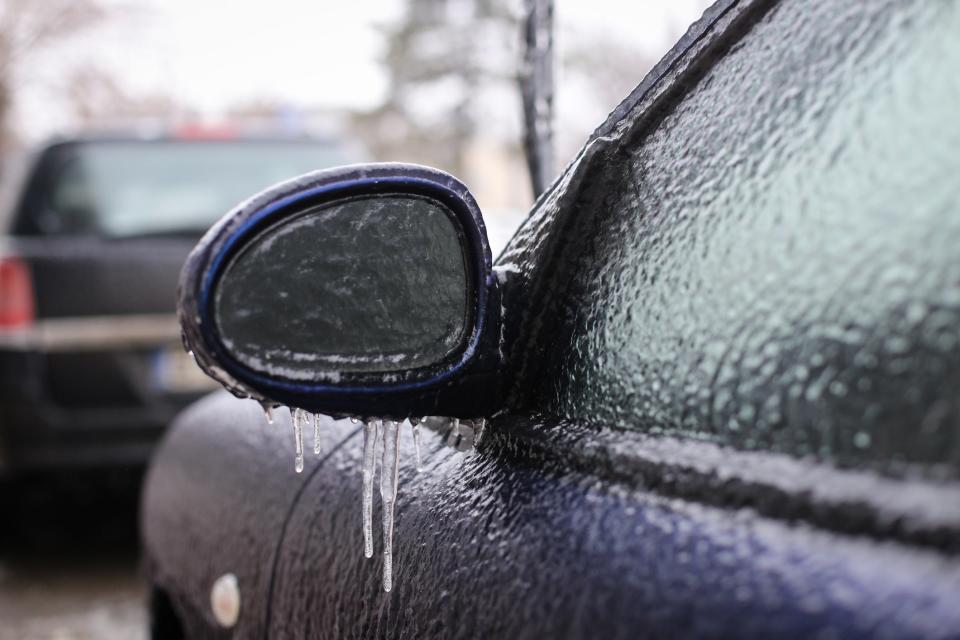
[143, 1, 960, 637]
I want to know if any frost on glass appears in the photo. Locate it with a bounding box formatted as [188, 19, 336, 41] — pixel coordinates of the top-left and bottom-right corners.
[534, 1, 960, 475]
[213, 195, 469, 380]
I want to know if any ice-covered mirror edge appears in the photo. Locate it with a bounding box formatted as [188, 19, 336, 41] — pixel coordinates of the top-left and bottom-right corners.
[176, 163, 505, 419]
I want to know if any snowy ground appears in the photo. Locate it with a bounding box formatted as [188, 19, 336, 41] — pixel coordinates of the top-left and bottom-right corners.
[0, 555, 145, 640]
[0, 471, 147, 640]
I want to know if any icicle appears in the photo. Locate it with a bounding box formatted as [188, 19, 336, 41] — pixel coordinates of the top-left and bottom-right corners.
[361, 420, 380, 559]
[445, 417, 461, 448]
[313, 413, 322, 455]
[292, 409, 306, 473]
[473, 418, 488, 447]
[411, 421, 423, 472]
[261, 401, 274, 424]
[380, 419, 401, 592]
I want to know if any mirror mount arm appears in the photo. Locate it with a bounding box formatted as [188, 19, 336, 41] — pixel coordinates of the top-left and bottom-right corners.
[421, 275, 507, 419]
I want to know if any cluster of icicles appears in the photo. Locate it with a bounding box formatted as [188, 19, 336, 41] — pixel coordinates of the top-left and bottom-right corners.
[261, 403, 424, 592]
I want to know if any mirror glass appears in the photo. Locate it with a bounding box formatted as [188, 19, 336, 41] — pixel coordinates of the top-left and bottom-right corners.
[213, 194, 470, 380]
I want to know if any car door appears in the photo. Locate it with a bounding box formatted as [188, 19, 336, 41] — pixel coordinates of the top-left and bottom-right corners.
[263, 0, 960, 637]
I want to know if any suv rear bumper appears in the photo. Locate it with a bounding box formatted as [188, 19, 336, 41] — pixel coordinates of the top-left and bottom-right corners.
[1, 402, 176, 471]
[0, 344, 211, 473]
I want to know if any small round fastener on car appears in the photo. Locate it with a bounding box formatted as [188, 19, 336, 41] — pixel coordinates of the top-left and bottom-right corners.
[210, 573, 241, 628]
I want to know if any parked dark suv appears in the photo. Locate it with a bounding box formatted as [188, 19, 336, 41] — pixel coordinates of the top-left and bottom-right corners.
[0, 135, 351, 472]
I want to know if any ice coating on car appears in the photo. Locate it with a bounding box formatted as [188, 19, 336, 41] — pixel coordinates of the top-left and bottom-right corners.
[502, 0, 960, 479]
[144, 393, 960, 637]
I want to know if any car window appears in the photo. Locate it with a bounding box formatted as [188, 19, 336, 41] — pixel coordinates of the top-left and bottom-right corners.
[530, 0, 960, 476]
[25, 140, 348, 238]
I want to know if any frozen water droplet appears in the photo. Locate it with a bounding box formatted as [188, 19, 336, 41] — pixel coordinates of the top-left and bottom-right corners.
[350, 417, 360, 424]
[261, 401, 274, 424]
[362, 420, 380, 559]
[313, 413, 322, 455]
[292, 409, 306, 473]
[380, 419, 401, 592]
[445, 417, 462, 448]
[473, 418, 488, 447]
[411, 421, 423, 472]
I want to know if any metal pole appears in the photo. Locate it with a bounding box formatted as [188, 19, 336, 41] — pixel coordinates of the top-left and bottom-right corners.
[521, 0, 555, 199]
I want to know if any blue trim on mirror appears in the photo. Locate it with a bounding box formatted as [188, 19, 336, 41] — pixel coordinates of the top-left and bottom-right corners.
[194, 169, 490, 399]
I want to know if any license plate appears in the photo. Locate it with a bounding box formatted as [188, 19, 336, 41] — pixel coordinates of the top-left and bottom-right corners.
[151, 345, 219, 393]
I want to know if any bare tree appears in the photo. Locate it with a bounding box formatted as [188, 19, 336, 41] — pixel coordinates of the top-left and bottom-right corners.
[0, 0, 105, 150]
[561, 37, 655, 122]
[360, 0, 521, 178]
[65, 66, 186, 127]
[555, 2, 712, 161]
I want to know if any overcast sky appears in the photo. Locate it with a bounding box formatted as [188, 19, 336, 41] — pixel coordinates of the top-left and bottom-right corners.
[18, 0, 709, 142]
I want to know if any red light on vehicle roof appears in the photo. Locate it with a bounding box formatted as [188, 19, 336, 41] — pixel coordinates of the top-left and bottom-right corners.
[0, 257, 35, 329]
[173, 123, 238, 140]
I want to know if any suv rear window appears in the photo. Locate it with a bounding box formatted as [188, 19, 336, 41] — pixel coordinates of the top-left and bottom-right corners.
[17, 140, 348, 238]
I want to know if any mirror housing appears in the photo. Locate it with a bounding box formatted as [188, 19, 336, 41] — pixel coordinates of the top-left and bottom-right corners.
[178, 163, 500, 418]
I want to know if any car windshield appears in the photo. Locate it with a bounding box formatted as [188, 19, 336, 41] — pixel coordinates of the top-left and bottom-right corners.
[44, 140, 348, 238]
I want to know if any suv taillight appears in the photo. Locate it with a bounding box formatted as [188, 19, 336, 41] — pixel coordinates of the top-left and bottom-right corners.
[0, 256, 35, 329]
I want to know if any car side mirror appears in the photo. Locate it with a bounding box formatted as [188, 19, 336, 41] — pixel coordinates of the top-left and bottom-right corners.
[178, 163, 497, 418]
